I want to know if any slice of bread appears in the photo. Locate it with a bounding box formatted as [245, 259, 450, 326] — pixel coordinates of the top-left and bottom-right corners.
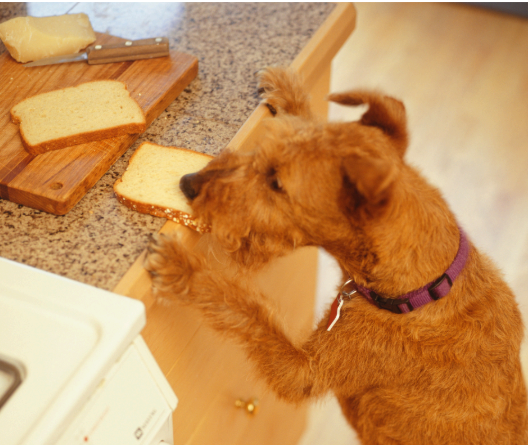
[114, 142, 213, 233]
[11, 80, 146, 156]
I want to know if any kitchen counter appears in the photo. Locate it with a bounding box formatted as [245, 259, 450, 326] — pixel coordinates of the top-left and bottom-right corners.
[0, 2, 337, 290]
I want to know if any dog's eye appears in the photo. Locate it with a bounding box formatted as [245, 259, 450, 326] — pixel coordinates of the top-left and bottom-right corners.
[266, 167, 283, 192]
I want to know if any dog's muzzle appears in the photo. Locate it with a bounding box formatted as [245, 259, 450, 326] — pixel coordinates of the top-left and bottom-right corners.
[180, 172, 202, 200]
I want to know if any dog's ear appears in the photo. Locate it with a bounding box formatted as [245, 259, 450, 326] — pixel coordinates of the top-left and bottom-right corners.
[327, 90, 408, 158]
[341, 154, 398, 213]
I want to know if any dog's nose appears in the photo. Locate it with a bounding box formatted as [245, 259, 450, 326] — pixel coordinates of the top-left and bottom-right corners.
[180, 172, 202, 200]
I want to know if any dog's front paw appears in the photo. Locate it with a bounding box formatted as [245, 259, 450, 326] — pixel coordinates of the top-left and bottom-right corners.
[144, 232, 204, 303]
[256, 67, 311, 118]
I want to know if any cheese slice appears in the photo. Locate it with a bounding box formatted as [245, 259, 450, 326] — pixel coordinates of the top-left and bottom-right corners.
[0, 13, 96, 63]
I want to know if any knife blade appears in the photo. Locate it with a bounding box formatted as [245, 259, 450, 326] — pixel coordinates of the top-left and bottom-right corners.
[23, 37, 170, 67]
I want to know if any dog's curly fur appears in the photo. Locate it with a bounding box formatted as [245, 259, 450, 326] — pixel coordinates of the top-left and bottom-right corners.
[145, 67, 527, 444]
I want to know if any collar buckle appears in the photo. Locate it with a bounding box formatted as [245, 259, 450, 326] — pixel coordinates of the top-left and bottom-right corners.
[370, 291, 410, 314]
[428, 273, 453, 300]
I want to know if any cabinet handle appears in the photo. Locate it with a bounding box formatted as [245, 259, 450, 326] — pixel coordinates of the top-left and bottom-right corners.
[235, 397, 259, 415]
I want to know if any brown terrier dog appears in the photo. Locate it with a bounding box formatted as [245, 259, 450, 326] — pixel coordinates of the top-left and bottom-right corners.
[145, 67, 527, 444]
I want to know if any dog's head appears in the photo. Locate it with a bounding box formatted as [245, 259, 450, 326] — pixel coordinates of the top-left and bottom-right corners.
[180, 91, 409, 269]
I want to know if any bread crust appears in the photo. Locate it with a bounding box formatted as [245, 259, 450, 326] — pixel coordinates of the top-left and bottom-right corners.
[10, 80, 146, 156]
[114, 186, 211, 233]
[18, 122, 147, 155]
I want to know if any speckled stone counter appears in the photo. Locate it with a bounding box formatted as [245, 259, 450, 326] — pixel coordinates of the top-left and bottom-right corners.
[0, 2, 336, 290]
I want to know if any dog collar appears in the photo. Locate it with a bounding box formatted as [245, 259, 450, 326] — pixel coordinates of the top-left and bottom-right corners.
[327, 227, 469, 330]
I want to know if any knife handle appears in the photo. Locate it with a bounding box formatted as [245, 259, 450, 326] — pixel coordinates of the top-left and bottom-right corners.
[86, 37, 170, 64]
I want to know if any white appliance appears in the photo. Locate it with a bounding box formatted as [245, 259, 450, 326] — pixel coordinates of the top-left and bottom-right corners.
[0, 257, 177, 445]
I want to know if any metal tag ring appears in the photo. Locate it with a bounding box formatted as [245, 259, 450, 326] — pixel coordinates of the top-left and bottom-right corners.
[339, 279, 357, 299]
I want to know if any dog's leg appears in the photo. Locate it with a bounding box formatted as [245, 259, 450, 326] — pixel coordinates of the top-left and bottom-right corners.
[257, 67, 312, 119]
[145, 232, 330, 403]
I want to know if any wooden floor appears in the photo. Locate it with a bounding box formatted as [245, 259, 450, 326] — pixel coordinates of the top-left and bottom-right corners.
[298, 3, 528, 444]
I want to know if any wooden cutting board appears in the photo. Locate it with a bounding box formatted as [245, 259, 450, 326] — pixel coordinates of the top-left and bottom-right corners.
[0, 32, 198, 215]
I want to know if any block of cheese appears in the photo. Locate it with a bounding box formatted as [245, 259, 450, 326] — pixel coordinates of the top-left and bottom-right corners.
[114, 142, 213, 233]
[0, 13, 96, 63]
[11, 80, 147, 155]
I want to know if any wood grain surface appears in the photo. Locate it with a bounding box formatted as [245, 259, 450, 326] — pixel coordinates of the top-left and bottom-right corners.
[0, 32, 197, 215]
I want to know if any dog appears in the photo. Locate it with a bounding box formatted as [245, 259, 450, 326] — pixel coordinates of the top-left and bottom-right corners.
[145, 67, 527, 444]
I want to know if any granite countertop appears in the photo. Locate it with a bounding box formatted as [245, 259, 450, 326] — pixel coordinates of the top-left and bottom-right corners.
[0, 2, 336, 291]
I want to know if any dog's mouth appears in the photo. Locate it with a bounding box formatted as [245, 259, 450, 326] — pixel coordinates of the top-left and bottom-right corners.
[184, 211, 212, 235]
[193, 210, 213, 234]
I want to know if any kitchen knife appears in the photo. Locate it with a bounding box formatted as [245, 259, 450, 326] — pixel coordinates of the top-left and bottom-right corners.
[23, 37, 170, 67]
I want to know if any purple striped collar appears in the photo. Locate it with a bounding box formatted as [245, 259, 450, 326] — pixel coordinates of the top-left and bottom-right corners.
[346, 227, 469, 314]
